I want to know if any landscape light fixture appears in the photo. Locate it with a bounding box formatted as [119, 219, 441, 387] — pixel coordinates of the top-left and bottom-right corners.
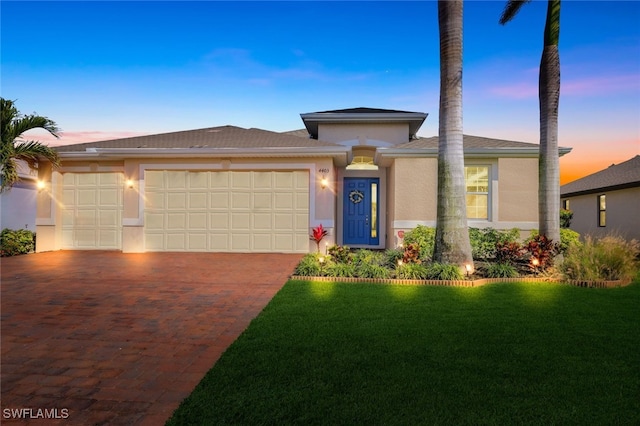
[465, 263, 472, 278]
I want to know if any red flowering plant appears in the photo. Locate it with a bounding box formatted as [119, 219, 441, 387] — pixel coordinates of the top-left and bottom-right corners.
[310, 224, 328, 253]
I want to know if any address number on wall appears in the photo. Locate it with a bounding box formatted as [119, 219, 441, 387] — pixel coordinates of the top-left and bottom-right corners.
[318, 168, 330, 174]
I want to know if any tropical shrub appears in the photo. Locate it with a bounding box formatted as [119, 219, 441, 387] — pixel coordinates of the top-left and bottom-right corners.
[486, 262, 519, 278]
[328, 245, 352, 264]
[402, 243, 422, 264]
[294, 253, 324, 276]
[559, 228, 581, 254]
[384, 248, 403, 269]
[0, 228, 35, 257]
[425, 262, 464, 280]
[469, 227, 520, 260]
[495, 240, 523, 265]
[560, 209, 573, 228]
[561, 235, 639, 281]
[524, 233, 559, 270]
[357, 263, 392, 279]
[395, 263, 428, 280]
[325, 262, 357, 278]
[403, 225, 435, 261]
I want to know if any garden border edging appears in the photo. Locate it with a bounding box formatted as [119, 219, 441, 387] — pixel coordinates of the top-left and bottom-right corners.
[290, 276, 633, 288]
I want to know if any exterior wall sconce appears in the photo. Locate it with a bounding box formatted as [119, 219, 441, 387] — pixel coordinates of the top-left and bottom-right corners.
[126, 179, 134, 189]
[320, 176, 328, 189]
[37, 180, 46, 192]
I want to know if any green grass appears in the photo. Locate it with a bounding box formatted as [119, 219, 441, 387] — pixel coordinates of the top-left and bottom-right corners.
[167, 279, 640, 425]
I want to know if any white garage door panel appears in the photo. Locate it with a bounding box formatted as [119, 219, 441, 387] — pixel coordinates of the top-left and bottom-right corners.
[144, 170, 309, 252]
[61, 173, 123, 249]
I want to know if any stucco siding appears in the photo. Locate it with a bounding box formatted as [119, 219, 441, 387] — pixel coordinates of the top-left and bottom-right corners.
[391, 158, 438, 222]
[498, 158, 538, 222]
[564, 186, 640, 241]
[318, 123, 409, 145]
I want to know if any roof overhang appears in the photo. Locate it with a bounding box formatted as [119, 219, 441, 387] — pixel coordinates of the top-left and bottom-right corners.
[301, 111, 428, 139]
[375, 146, 572, 167]
[57, 146, 351, 167]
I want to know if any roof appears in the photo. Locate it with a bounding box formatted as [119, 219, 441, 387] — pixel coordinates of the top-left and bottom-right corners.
[54, 125, 335, 152]
[300, 107, 428, 140]
[561, 155, 640, 197]
[377, 134, 572, 161]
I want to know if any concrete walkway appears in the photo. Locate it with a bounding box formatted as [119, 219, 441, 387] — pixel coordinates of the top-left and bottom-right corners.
[1, 251, 302, 425]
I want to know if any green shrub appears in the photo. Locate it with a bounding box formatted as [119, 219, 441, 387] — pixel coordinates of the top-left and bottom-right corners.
[560, 209, 573, 228]
[403, 225, 435, 261]
[384, 248, 403, 269]
[425, 262, 464, 280]
[486, 262, 519, 278]
[395, 263, 428, 280]
[0, 228, 35, 257]
[325, 262, 357, 278]
[469, 227, 520, 260]
[357, 263, 392, 279]
[561, 235, 639, 281]
[559, 228, 581, 254]
[353, 249, 385, 267]
[294, 253, 324, 276]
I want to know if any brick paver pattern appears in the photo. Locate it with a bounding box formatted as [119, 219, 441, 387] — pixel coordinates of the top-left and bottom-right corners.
[1, 251, 302, 425]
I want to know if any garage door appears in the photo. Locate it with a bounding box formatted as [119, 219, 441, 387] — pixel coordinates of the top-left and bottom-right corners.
[144, 170, 309, 253]
[61, 173, 124, 249]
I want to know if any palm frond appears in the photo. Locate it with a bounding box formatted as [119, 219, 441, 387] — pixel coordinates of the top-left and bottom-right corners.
[11, 115, 61, 140]
[499, 0, 531, 25]
[13, 141, 60, 168]
[0, 159, 19, 193]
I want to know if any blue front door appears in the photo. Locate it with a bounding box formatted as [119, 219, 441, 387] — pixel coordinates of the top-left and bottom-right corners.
[343, 178, 379, 246]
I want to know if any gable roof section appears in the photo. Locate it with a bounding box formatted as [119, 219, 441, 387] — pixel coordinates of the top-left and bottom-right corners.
[300, 107, 428, 140]
[54, 125, 350, 163]
[55, 125, 334, 151]
[561, 155, 640, 197]
[377, 134, 572, 163]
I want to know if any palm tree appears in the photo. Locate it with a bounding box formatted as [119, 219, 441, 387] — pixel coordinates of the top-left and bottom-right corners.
[1, 98, 61, 192]
[500, 0, 561, 245]
[433, 0, 474, 271]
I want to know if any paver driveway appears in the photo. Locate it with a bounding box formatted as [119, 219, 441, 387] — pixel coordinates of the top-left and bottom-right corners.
[1, 251, 302, 425]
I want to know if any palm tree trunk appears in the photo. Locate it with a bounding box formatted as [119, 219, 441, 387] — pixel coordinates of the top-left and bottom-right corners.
[538, 0, 561, 245]
[434, 0, 474, 270]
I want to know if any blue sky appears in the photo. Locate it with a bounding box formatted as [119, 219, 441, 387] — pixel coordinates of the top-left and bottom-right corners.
[2, 0, 639, 183]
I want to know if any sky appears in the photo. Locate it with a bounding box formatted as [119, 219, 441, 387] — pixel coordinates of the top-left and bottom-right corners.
[2, 1, 639, 185]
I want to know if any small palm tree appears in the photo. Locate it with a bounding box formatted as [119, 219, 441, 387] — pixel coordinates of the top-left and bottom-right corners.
[1, 98, 61, 192]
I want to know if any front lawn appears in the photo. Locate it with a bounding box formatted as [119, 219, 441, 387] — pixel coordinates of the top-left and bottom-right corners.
[167, 279, 640, 425]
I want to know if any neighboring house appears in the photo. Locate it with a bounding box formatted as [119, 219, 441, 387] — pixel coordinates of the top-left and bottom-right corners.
[560, 155, 640, 241]
[0, 160, 38, 231]
[35, 107, 571, 253]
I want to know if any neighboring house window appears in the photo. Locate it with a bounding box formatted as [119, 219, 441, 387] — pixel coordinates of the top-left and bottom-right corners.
[598, 194, 606, 227]
[465, 166, 489, 220]
[562, 199, 569, 210]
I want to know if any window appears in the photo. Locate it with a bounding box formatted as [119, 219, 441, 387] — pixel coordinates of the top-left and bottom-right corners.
[598, 195, 606, 227]
[346, 156, 378, 170]
[465, 166, 489, 219]
[562, 199, 570, 210]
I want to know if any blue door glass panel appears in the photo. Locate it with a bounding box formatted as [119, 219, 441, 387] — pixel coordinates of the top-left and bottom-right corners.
[343, 178, 379, 246]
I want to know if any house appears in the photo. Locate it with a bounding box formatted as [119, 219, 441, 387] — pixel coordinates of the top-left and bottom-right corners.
[560, 155, 640, 241]
[0, 160, 39, 231]
[35, 107, 572, 253]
